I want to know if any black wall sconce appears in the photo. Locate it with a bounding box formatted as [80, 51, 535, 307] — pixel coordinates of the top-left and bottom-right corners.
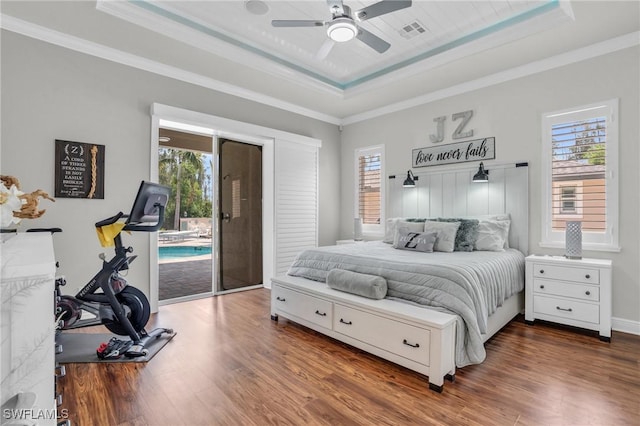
[403, 170, 418, 188]
[472, 162, 489, 183]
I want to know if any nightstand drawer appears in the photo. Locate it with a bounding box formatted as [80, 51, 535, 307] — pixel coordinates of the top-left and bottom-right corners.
[533, 279, 600, 302]
[533, 263, 599, 284]
[533, 295, 599, 324]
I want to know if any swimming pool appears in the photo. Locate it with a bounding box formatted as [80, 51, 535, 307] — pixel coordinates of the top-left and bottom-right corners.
[159, 245, 212, 259]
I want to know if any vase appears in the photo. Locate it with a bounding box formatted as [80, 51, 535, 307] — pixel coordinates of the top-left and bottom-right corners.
[565, 221, 582, 259]
[353, 218, 363, 241]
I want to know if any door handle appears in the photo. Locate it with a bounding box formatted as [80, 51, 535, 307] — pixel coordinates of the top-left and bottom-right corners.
[221, 212, 231, 222]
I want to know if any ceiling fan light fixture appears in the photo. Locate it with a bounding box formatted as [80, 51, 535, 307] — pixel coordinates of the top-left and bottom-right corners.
[327, 18, 357, 42]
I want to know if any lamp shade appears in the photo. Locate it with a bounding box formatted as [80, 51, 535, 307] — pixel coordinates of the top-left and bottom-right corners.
[472, 162, 489, 182]
[403, 170, 416, 188]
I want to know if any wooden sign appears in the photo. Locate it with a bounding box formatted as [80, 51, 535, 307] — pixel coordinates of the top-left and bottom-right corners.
[412, 137, 495, 168]
[55, 139, 105, 199]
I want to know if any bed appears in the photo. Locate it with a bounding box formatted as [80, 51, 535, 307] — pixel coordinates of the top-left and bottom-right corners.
[270, 162, 529, 392]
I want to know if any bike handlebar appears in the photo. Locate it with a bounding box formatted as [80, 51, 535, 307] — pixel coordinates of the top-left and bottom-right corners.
[95, 212, 125, 228]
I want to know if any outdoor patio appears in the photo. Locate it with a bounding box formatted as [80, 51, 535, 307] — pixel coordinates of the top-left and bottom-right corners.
[158, 235, 213, 300]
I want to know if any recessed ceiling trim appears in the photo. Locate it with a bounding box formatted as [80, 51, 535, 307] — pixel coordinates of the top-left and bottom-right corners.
[106, 0, 567, 93]
[342, 31, 640, 125]
[96, 0, 346, 97]
[341, 0, 565, 90]
[0, 13, 342, 125]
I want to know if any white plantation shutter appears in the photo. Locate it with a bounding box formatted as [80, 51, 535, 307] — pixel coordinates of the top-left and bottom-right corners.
[354, 145, 385, 234]
[275, 140, 318, 276]
[358, 153, 382, 225]
[541, 99, 619, 250]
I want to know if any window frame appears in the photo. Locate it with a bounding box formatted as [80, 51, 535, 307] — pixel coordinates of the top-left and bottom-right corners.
[354, 145, 385, 236]
[540, 99, 619, 252]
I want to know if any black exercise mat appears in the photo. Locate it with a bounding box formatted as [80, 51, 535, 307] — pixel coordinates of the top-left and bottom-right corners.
[55, 332, 175, 363]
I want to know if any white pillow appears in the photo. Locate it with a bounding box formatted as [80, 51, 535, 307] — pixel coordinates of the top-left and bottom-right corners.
[384, 219, 423, 243]
[383, 218, 402, 243]
[466, 214, 511, 248]
[423, 220, 461, 253]
[475, 220, 511, 251]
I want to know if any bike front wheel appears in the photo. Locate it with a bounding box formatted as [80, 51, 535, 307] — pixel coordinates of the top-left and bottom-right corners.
[102, 286, 151, 336]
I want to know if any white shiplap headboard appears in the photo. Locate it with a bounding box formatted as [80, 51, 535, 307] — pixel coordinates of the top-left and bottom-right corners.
[387, 162, 529, 255]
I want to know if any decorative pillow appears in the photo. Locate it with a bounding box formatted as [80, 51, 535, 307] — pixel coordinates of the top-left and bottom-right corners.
[383, 218, 402, 243]
[327, 269, 387, 300]
[384, 218, 432, 243]
[467, 214, 511, 248]
[423, 220, 461, 253]
[437, 218, 479, 252]
[393, 228, 437, 252]
[475, 219, 511, 251]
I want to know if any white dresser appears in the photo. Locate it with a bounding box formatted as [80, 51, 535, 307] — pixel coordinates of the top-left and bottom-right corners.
[525, 255, 612, 341]
[1, 233, 57, 425]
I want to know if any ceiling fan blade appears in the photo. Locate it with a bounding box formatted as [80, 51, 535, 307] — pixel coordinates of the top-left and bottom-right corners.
[356, 27, 391, 53]
[272, 20, 325, 28]
[315, 39, 335, 60]
[355, 0, 412, 22]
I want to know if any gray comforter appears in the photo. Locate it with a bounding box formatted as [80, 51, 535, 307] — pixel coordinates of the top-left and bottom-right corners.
[287, 241, 525, 367]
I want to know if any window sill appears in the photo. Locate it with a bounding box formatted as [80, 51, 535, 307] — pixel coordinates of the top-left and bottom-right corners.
[538, 241, 621, 253]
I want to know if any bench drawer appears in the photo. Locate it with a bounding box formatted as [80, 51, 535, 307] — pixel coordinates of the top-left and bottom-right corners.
[334, 303, 431, 366]
[273, 285, 332, 329]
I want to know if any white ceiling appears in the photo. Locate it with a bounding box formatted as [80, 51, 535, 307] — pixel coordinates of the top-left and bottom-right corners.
[1, 1, 639, 123]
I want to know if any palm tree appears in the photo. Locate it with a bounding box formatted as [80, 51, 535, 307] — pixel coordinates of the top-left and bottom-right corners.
[159, 148, 205, 229]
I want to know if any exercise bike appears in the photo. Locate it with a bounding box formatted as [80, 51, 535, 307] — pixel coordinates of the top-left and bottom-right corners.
[53, 181, 174, 358]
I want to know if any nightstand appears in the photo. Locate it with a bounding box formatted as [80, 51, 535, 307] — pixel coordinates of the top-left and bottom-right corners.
[525, 255, 612, 341]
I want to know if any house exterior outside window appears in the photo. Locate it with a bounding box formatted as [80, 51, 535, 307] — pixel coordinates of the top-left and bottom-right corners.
[541, 99, 618, 251]
[354, 145, 385, 235]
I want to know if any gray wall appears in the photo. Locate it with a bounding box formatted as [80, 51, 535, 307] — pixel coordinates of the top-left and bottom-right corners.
[341, 47, 640, 325]
[1, 31, 341, 298]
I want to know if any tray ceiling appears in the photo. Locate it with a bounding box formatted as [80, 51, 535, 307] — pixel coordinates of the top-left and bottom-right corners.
[98, 0, 573, 94]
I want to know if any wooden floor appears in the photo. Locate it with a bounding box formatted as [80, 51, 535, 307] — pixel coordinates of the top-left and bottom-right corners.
[57, 288, 640, 426]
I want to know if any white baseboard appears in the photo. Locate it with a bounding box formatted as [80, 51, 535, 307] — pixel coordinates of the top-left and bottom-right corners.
[612, 317, 640, 336]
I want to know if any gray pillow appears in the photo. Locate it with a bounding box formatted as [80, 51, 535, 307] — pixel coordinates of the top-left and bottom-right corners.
[327, 269, 388, 299]
[437, 218, 480, 252]
[393, 228, 437, 252]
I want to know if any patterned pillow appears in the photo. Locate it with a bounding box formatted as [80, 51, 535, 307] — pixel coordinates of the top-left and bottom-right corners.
[423, 220, 461, 252]
[437, 218, 480, 252]
[393, 228, 437, 252]
[384, 219, 425, 243]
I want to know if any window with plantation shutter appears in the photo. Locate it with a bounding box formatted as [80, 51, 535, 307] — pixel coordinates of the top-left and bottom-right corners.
[541, 99, 619, 251]
[355, 145, 385, 234]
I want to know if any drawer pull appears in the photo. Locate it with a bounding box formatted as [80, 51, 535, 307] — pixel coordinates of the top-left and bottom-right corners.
[539, 284, 545, 289]
[315, 310, 327, 317]
[556, 306, 573, 312]
[585, 291, 591, 296]
[585, 274, 591, 279]
[339, 318, 352, 325]
[402, 339, 420, 348]
[276, 296, 286, 302]
[539, 269, 544, 274]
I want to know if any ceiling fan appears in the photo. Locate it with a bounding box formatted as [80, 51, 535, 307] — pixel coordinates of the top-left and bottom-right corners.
[272, 0, 412, 59]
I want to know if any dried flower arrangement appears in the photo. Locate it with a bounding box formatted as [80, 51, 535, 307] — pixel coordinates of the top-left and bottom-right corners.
[0, 175, 55, 228]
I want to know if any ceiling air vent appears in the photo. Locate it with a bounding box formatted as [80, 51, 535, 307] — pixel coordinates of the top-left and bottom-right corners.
[399, 20, 427, 39]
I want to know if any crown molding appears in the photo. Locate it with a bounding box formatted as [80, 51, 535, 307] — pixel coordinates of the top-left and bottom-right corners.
[0, 13, 342, 126]
[342, 31, 640, 125]
[1, 13, 637, 129]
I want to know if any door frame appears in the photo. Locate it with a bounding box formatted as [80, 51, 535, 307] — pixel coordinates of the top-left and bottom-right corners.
[149, 103, 320, 312]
